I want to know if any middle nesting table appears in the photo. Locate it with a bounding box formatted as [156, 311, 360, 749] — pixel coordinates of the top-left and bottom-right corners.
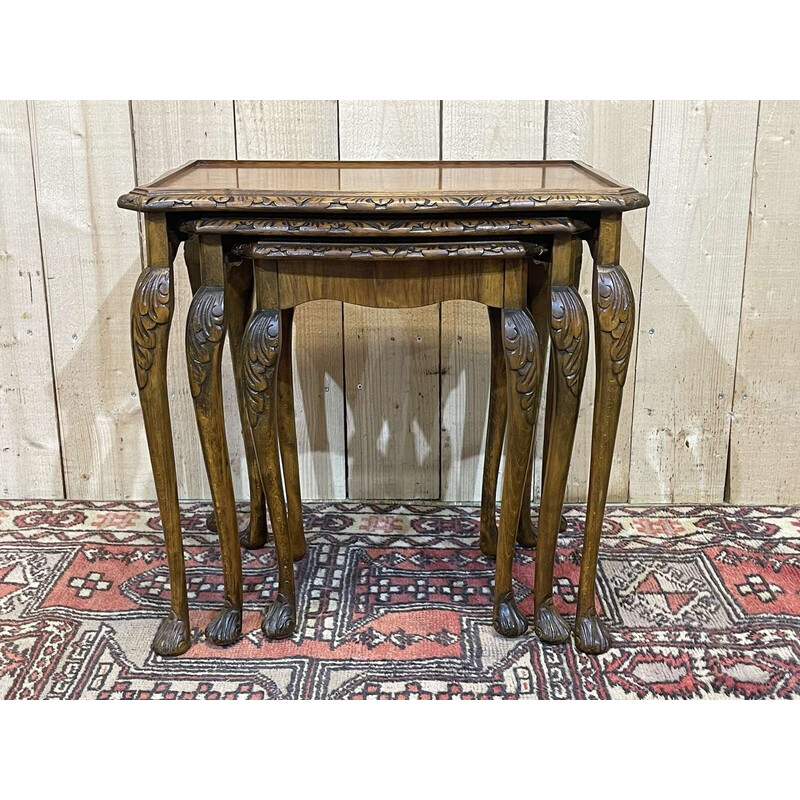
[180, 214, 589, 647]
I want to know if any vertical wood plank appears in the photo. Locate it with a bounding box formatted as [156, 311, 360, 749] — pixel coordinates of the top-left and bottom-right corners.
[546, 101, 653, 502]
[729, 101, 800, 502]
[629, 101, 759, 502]
[235, 100, 338, 160]
[338, 100, 440, 498]
[29, 101, 145, 499]
[235, 100, 345, 498]
[440, 100, 545, 500]
[0, 101, 63, 497]
[130, 100, 239, 498]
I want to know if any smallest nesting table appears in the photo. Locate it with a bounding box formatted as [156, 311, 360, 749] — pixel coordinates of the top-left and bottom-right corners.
[119, 160, 648, 657]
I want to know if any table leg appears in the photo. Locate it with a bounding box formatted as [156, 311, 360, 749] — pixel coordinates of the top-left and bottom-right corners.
[483, 261, 570, 555]
[186, 236, 242, 646]
[479, 306, 506, 557]
[516, 258, 550, 548]
[225, 257, 269, 550]
[185, 237, 219, 535]
[277, 307, 307, 561]
[575, 214, 635, 654]
[242, 304, 296, 640]
[533, 237, 589, 644]
[493, 305, 544, 637]
[131, 214, 189, 656]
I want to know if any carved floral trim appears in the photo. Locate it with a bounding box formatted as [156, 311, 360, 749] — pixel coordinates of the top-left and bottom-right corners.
[551, 286, 589, 397]
[237, 241, 538, 260]
[503, 308, 542, 425]
[119, 190, 649, 214]
[131, 267, 171, 390]
[182, 216, 587, 241]
[595, 264, 635, 385]
[186, 287, 225, 398]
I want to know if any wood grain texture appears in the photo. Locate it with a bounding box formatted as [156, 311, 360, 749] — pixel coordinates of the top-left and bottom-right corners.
[338, 101, 441, 499]
[546, 100, 652, 503]
[234, 100, 338, 160]
[729, 101, 800, 502]
[0, 101, 62, 498]
[629, 101, 759, 502]
[29, 100, 144, 499]
[130, 100, 240, 498]
[441, 101, 545, 500]
[7, 99, 794, 506]
[234, 100, 344, 498]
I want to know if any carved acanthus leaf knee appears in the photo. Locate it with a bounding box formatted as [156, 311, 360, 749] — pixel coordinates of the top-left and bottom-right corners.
[503, 308, 541, 424]
[131, 267, 172, 390]
[242, 310, 280, 428]
[594, 264, 634, 384]
[186, 286, 225, 397]
[551, 285, 589, 396]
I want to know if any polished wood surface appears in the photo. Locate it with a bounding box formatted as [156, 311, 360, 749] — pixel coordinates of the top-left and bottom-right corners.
[130, 214, 189, 656]
[118, 159, 649, 213]
[120, 157, 646, 657]
[240, 246, 549, 640]
[182, 216, 590, 238]
[277, 307, 307, 562]
[14, 101, 787, 508]
[223, 256, 269, 550]
[533, 236, 588, 644]
[185, 235, 242, 645]
[575, 214, 635, 653]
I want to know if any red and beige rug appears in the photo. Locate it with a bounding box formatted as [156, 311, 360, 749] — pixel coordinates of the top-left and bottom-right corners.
[1, 500, 799, 699]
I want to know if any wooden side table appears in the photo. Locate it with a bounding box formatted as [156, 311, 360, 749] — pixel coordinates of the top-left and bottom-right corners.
[235, 239, 548, 641]
[119, 160, 648, 656]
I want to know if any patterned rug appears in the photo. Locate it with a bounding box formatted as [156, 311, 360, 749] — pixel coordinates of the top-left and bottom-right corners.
[1, 499, 799, 699]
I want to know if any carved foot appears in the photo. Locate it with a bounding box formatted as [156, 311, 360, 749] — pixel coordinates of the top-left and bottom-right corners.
[480, 518, 498, 559]
[206, 512, 217, 533]
[517, 512, 537, 548]
[152, 610, 190, 657]
[262, 593, 296, 640]
[239, 520, 268, 550]
[533, 598, 570, 644]
[574, 610, 611, 655]
[493, 591, 528, 638]
[205, 601, 242, 646]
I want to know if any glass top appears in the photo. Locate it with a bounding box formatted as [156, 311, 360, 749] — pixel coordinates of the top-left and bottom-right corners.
[119, 160, 649, 214]
[150, 160, 619, 193]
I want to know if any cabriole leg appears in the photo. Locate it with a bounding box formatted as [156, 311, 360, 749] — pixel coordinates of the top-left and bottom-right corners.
[534, 236, 589, 644]
[479, 306, 506, 557]
[225, 256, 269, 549]
[185, 235, 219, 536]
[132, 214, 189, 656]
[186, 235, 242, 646]
[575, 215, 634, 654]
[277, 307, 307, 561]
[493, 305, 544, 637]
[518, 238, 576, 545]
[242, 294, 296, 640]
[516, 256, 550, 548]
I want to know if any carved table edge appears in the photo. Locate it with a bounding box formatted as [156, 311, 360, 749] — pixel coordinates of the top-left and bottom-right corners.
[178, 216, 593, 238]
[117, 190, 650, 214]
[233, 240, 548, 261]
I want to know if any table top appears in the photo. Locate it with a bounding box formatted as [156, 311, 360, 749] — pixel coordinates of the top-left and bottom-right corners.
[118, 160, 649, 215]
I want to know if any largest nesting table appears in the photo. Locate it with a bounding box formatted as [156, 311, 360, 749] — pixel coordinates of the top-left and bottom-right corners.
[118, 160, 649, 657]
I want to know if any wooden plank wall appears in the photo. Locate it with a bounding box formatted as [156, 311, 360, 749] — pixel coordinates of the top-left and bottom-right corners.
[2, 100, 799, 505]
[0, 101, 63, 497]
